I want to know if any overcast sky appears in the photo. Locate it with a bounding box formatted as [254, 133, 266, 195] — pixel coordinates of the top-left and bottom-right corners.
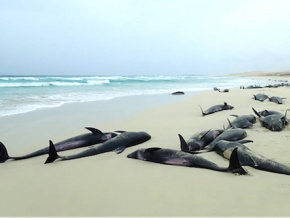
[1, 0, 290, 76]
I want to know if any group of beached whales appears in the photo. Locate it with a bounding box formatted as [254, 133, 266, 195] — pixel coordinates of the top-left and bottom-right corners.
[0, 91, 290, 177]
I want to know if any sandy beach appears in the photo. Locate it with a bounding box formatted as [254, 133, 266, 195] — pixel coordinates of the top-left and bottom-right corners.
[1, 72, 290, 217]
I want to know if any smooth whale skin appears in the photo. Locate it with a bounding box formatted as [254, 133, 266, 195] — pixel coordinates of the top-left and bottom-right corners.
[188, 128, 248, 153]
[214, 140, 290, 176]
[199, 102, 234, 116]
[171, 91, 185, 95]
[258, 109, 289, 125]
[268, 96, 286, 104]
[0, 127, 118, 163]
[45, 131, 151, 163]
[226, 117, 253, 129]
[214, 88, 229, 92]
[252, 108, 288, 131]
[181, 129, 224, 152]
[127, 135, 247, 175]
[253, 93, 268, 101]
[230, 114, 257, 124]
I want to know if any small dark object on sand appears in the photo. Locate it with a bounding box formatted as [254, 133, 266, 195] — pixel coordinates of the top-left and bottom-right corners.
[171, 91, 185, 95]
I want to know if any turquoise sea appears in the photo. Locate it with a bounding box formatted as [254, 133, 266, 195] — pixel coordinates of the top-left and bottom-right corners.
[0, 75, 269, 117]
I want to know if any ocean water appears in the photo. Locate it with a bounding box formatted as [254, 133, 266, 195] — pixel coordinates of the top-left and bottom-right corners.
[0, 75, 268, 117]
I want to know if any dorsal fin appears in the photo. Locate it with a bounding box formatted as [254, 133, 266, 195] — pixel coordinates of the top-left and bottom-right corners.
[227, 118, 233, 128]
[44, 140, 61, 164]
[199, 105, 205, 116]
[85, 127, 103, 134]
[224, 102, 228, 106]
[178, 134, 189, 152]
[144, 147, 161, 154]
[282, 109, 289, 127]
[200, 129, 211, 140]
[252, 107, 261, 118]
[0, 142, 10, 163]
[228, 147, 247, 175]
[114, 131, 126, 133]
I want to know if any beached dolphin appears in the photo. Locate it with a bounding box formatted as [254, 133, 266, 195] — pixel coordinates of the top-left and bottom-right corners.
[181, 129, 224, 152]
[199, 102, 234, 116]
[268, 96, 286, 104]
[252, 108, 288, 131]
[217, 88, 229, 92]
[45, 131, 151, 163]
[0, 127, 118, 163]
[257, 109, 289, 125]
[183, 128, 248, 153]
[230, 114, 256, 124]
[258, 109, 284, 117]
[226, 117, 253, 129]
[127, 135, 247, 175]
[171, 91, 185, 95]
[214, 140, 290, 176]
[253, 93, 268, 102]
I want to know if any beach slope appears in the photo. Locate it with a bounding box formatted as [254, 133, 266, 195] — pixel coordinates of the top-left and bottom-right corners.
[0, 76, 290, 216]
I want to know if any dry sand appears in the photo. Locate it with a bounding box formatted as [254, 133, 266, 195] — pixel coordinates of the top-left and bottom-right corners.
[1, 73, 290, 217]
[228, 70, 290, 79]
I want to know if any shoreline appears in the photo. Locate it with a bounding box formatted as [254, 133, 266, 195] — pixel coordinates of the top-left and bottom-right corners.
[1, 73, 290, 216]
[0, 91, 197, 120]
[0, 92, 192, 153]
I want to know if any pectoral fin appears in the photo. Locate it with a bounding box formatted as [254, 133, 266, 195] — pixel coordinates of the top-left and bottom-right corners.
[248, 156, 258, 167]
[115, 146, 126, 154]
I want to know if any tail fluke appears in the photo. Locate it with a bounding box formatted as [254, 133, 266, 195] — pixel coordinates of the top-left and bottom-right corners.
[228, 147, 248, 175]
[0, 142, 10, 163]
[44, 140, 60, 164]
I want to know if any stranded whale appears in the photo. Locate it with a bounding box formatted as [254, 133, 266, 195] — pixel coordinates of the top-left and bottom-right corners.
[45, 131, 151, 164]
[0, 127, 117, 163]
[127, 135, 247, 175]
[199, 102, 234, 116]
[214, 140, 290, 176]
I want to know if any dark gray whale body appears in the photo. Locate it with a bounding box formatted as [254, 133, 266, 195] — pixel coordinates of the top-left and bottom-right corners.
[226, 117, 253, 129]
[171, 91, 185, 95]
[0, 127, 117, 163]
[269, 96, 286, 104]
[181, 129, 224, 152]
[230, 114, 256, 124]
[253, 93, 268, 102]
[226, 114, 256, 129]
[45, 131, 151, 163]
[200, 102, 234, 116]
[127, 135, 247, 175]
[252, 108, 288, 131]
[257, 109, 289, 125]
[185, 128, 248, 153]
[214, 140, 290, 176]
